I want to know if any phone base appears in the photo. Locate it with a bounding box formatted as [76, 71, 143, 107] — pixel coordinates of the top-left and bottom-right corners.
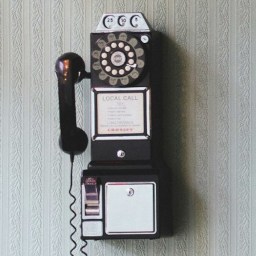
[81, 168, 159, 240]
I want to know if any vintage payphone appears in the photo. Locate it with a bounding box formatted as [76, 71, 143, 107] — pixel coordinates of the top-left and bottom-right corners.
[55, 13, 161, 241]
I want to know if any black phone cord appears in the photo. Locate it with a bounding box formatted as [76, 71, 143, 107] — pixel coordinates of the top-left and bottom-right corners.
[69, 154, 77, 256]
[69, 154, 88, 256]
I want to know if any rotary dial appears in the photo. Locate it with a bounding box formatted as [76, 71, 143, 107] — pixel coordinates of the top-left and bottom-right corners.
[92, 33, 146, 86]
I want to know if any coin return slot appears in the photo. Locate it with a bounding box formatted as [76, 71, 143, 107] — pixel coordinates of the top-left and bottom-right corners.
[84, 177, 100, 216]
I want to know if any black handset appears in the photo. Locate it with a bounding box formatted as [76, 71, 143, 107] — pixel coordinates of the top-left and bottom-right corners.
[55, 52, 89, 155]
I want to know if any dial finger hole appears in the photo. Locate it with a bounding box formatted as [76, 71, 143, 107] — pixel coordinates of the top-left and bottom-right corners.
[119, 69, 125, 75]
[125, 65, 131, 72]
[124, 45, 130, 51]
[112, 69, 118, 75]
[128, 52, 134, 58]
[128, 59, 135, 65]
[118, 42, 124, 48]
[101, 60, 108, 66]
[105, 66, 111, 72]
[105, 46, 111, 52]
[101, 52, 107, 58]
[111, 42, 117, 48]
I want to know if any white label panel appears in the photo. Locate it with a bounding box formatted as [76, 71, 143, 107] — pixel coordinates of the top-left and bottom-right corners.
[97, 92, 144, 135]
[105, 182, 156, 234]
[82, 221, 103, 237]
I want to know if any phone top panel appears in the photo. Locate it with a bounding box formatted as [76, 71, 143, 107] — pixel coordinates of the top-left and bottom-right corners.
[96, 13, 150, 32]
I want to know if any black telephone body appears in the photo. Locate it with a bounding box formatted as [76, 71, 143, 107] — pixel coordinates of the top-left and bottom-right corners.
[56, 13, 162, 240]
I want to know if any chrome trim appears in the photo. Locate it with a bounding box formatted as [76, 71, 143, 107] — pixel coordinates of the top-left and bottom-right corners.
[105, 182, 157, 235]
[81, 183, 103, 220]
[96, 13, 150, 33]
[91, 87, 151, 141]
[146, 89, 151, 136]
[91, 90, 96, 139]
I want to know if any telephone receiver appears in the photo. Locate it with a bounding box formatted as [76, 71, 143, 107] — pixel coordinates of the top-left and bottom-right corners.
[55, 52, 90, 155]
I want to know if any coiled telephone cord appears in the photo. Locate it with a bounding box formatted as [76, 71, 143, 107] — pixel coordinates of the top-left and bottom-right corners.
[69, 154, 88, 256]
[80, 240, 88, 256]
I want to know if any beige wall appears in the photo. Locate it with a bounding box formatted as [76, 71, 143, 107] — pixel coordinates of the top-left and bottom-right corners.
[0, 0, 256, 255]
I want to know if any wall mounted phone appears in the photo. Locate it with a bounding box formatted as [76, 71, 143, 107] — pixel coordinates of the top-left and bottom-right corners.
[56, 13, 161, 242]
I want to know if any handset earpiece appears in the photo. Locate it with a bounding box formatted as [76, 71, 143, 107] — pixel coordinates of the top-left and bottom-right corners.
[55, 52, 89, 155]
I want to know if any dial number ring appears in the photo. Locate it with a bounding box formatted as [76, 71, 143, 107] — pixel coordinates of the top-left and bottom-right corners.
[92, 33, 146, 86]
[100, 40, 137, 78]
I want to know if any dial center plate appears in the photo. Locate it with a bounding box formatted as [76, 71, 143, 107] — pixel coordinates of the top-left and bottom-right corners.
[111, 51, 126, 67]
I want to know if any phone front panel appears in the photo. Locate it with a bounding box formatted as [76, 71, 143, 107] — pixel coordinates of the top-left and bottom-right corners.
[90, 29, 153, 162]
[80, 13, 161, 241]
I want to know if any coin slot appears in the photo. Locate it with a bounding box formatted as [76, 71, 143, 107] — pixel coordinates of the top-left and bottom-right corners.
[103, 15, 115, 29]
[118, 15, 127, 27]
[130, 15, 141, 28]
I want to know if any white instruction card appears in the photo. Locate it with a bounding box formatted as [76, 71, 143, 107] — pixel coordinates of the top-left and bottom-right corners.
[97, 92, 144, 135]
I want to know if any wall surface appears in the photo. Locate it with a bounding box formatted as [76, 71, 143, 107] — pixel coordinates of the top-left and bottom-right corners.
[0, 0, 256, 255]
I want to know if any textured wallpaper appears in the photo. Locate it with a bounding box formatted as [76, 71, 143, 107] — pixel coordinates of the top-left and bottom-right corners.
[0, 0, 255, 255]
